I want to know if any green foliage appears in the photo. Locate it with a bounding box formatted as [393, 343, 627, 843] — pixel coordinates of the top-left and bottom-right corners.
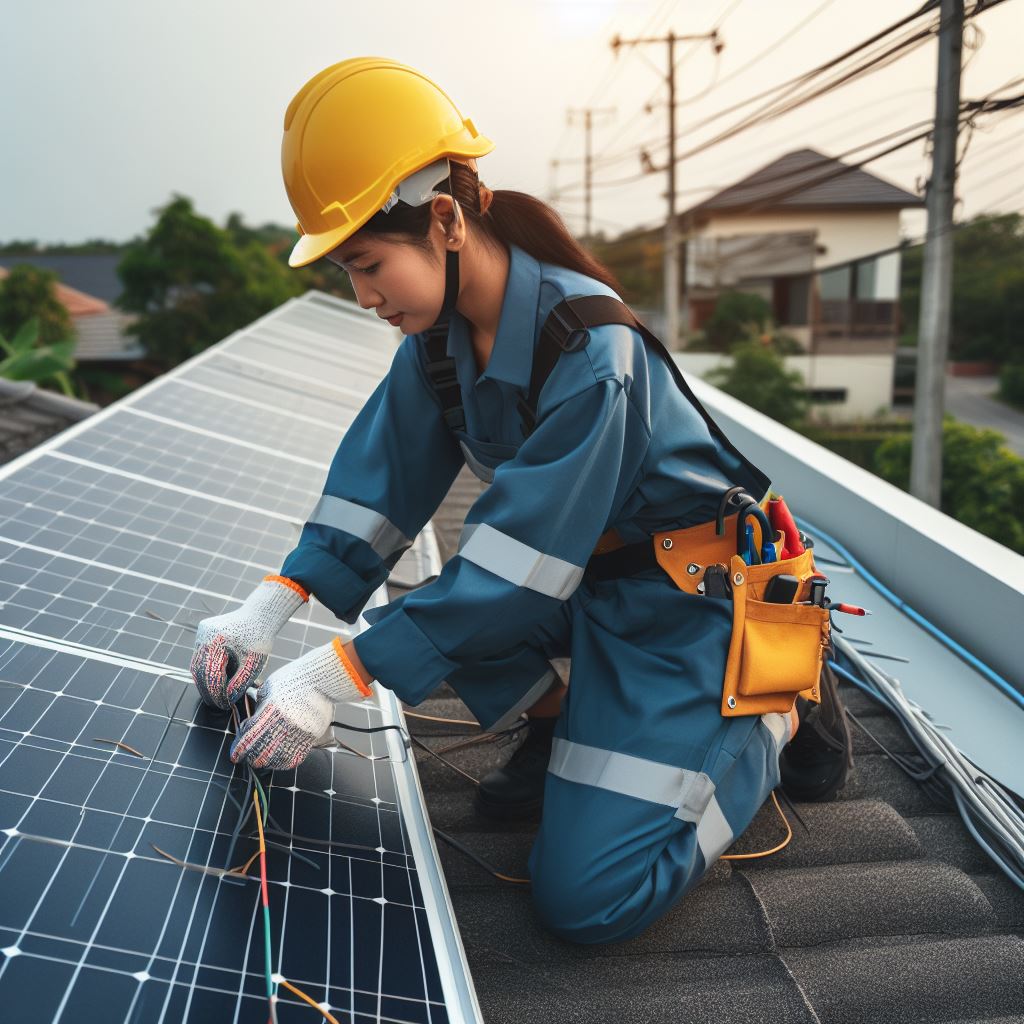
[705, 341, 809, 427]
[998, 362, 1024, 411]
[117, 196, 303, 368]
[900, 213, 1024, 363]
[589, 230, 663, 308]
[873, 417, 1024, 554]
[801, 422, 912, 470]
[0, 318, 77, 396]
[703, 291, 773, 353]
[0, 264, 73, 346]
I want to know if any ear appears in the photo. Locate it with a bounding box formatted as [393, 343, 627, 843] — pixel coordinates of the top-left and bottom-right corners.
[429, 195, 465, 250]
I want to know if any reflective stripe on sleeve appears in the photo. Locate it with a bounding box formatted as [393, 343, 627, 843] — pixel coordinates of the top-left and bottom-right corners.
[548, 737, 733, 866]
[457, 523, 584, 601]
[307, 495, 412, 561]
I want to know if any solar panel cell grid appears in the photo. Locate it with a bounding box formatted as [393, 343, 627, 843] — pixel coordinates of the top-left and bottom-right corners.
[54, 412, 327, 520]
[0, 294, 477, 1023]
[0, 639, 448, 1024]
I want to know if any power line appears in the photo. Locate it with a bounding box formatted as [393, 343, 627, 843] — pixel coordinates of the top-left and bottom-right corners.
[676, 0, 841, 111]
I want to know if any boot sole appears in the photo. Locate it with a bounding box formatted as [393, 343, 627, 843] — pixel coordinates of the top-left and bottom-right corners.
[473, 789, 544, 821]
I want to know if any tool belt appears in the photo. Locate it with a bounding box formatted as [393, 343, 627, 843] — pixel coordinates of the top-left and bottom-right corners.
[586, 494, 831, 719]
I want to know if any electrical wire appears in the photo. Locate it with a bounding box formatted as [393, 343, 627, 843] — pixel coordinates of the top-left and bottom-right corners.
[793, 516, 1021, 709]
[721, 790, 794, 860]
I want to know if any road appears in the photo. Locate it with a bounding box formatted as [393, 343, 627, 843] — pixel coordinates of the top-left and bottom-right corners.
[944, 375, 1024, 458]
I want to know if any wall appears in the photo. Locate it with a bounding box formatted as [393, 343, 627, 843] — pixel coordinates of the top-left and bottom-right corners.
[676, 351, 895, 421]
[694, 208, 903, 269]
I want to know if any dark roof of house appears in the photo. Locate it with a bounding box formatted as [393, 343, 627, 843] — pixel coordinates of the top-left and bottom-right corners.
[2, 253, 124, 304]
[686, 148, 925, 218]
[407, 467, 1024, 1024]
[0, 378, 99, 465]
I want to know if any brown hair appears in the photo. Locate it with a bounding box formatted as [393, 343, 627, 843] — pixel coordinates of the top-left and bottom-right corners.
[358, 161, 621, 292]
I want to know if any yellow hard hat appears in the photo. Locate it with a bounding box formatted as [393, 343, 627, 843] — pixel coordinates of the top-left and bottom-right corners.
[282, 57, 495, 268]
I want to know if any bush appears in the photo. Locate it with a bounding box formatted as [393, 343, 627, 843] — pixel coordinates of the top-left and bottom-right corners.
[873, 417, 1024, 554]
[703, 291, 772, 352]
[998, 362, 1024, 410]
[705, 342, 808, 427]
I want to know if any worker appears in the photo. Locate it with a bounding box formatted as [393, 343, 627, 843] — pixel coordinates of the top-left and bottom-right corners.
[190, 57, 851, 945]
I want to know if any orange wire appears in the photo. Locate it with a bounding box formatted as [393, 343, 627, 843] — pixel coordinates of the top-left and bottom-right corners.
[276, 978, 342, 1024]
[721, 791, 793, 860]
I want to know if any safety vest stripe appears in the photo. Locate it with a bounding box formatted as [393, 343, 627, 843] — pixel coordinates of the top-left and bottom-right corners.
[548, 737, 733, 865]
[307, 495, 412, 560]
[457, 523, 584, 601]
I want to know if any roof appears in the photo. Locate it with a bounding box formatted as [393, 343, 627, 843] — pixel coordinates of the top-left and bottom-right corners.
[0, 377, 99, 465]
[0, 264, 108, 318]
[1, 252, 123, 304]
[411, 466, 1024, 1024]
[0, 265, 141, 360]
[685, 148, 925, 218]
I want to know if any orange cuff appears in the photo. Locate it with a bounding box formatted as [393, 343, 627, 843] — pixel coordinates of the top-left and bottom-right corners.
[332, 637, 373, 698]
[264, 574, 309, 602]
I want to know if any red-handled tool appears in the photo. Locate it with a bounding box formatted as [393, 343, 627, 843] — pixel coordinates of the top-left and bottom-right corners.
[768, 496, 804, 558]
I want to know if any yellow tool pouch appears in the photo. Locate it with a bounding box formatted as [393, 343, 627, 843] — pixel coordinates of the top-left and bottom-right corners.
[720, 549, 829, 717]
[648, 518, 829, 719]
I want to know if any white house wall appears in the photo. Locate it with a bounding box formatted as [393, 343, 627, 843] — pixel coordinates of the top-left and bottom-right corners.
[694, 209, 903, 271]
[676, 351, 895, 422]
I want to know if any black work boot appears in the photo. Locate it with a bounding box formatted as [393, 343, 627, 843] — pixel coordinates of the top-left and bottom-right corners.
[474, 715, 557, 821]
[779, 663, 854, 802]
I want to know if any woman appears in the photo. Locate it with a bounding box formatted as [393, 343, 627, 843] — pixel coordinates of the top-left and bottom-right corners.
[191, 57, 846, 945]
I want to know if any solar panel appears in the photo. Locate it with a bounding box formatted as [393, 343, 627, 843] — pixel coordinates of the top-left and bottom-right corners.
[0, 294, 482, 1023]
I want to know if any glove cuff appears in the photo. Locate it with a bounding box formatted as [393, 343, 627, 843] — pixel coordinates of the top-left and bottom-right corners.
[242, 575, 308, 633]
[330, 637, 374, 699]
[263, 574, 309, 603]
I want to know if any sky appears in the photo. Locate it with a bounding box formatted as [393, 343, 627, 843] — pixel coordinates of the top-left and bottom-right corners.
[2, 0, 1022, 247]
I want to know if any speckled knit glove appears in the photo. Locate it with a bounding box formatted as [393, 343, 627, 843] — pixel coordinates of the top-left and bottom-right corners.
[229, 638, 373, 770]
[191, 575, 309, 710]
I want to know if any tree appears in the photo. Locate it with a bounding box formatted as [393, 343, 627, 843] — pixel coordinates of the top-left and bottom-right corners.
[900, 213, 1024, 363]
[704, 341, 809, 427]
[873, 417, 1024, 554]
[0, 264, 73, 346]
[117, 195, 303, 368]
[701, 290, 773, 353]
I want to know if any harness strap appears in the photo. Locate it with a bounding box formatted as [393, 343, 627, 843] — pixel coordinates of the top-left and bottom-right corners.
[524, 297, 770, 499]
[422, 323, 465, 432]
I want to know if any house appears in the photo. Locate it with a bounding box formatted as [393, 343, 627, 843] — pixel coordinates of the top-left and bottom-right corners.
[680, 148, 925, 419]
[0, 257, 142, 361]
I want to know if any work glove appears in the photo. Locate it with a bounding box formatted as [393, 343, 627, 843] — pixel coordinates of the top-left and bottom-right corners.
[191, 575, 309, 710]
[229, 638, 372, 770]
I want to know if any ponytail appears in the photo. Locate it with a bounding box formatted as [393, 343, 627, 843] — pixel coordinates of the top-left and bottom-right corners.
[480, 187, 620, 292]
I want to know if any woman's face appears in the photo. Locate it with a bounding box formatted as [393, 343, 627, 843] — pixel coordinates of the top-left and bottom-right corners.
[325, 226, 448, 335]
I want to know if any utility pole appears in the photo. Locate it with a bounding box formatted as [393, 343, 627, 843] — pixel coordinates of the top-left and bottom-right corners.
[612, 28, 723, 349]
[567, 107, 615, 240]
[910, 0, 963, 506]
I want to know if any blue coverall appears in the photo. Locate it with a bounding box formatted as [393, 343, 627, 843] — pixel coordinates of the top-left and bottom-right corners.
[280, 243, 791, 944]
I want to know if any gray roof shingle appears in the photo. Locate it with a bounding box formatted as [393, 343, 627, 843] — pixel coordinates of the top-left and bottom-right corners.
[0, 378, 98, 465]
[686, 148, 925, 217]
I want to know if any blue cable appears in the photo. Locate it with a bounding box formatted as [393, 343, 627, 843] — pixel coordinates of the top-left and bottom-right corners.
[795, 514, 1024, 712]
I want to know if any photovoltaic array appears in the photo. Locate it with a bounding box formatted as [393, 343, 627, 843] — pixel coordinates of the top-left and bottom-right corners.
[0, 293, 481, 1024]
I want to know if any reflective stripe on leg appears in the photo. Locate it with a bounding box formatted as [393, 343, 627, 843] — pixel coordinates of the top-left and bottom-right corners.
[547, 737, 733, 866]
